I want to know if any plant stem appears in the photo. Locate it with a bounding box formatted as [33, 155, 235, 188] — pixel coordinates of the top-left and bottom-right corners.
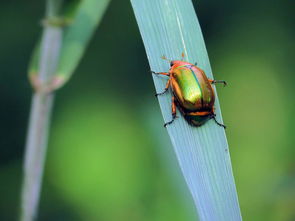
[20, 1, 62, 221]
[20, 93, 54, 221]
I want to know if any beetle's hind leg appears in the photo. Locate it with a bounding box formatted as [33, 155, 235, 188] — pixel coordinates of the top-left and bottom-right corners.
[164, 96, 177, 127]
[155, 79, 170, 97]
[209, 79, 227, 87]
[211, 114, 226, 129]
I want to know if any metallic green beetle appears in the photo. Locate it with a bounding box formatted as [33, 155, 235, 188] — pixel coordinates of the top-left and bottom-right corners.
[152, 55, 226, 128]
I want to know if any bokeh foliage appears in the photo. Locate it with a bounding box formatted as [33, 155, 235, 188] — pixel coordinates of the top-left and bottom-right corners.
[0, 0, 294, 220]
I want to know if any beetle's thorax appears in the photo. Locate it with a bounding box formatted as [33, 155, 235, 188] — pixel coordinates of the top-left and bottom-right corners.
[169, 61, 195, 75]
[170, 60, 193, 68]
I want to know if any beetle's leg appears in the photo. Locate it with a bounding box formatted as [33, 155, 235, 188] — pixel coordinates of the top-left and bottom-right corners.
[164, 96, 177, 127]
[189, 111, 226, 128]
[155, 79, 170, 97]
[151, 71, 170, 76]
[209, 79, 227, 87]
[211, 114, 226, 129]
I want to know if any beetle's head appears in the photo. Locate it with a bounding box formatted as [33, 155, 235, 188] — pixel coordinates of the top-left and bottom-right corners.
[170, 60, 184, 67]
[170, 60, 176, 66]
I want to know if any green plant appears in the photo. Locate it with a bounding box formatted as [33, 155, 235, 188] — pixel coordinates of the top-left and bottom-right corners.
[20, 1, 110, 220]
[130, 0, 242, 220]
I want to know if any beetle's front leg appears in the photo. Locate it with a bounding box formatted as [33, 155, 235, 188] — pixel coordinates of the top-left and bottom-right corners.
[151, 71, 170, 76]
[164, 96, 177, 127]
[155, 79, 170, 97]
[209, 79, 227, 87]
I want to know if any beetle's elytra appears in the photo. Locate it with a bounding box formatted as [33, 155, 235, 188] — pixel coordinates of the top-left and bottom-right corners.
[152, 53, 226, 128]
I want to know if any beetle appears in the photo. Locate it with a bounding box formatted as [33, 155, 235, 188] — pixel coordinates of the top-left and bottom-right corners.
[151, 53, 226, 128]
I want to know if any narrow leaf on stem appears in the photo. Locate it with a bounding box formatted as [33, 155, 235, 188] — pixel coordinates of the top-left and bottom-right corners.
[130, 0, 242, 220]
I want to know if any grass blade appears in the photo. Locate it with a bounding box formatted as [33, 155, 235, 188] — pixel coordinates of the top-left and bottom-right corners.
[28, 0, 111, 90]
[130, 0, 242, 220]
[54, 0, 110, 88]
[22, 1, 110, 220]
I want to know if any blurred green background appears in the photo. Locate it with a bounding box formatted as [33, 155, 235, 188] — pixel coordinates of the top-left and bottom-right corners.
[0, 0, 294, 220]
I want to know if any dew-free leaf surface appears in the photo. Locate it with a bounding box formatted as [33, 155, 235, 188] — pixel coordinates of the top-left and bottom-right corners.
[131, 0, 242, 220]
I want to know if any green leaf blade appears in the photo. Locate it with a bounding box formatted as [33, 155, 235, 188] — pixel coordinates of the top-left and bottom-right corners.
[131, 0, 242, 220]
[28, 0, 111, 90]
[55, 0, 111, 85]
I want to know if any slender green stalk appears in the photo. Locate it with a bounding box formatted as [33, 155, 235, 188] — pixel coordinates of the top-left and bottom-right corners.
[20, 1, 62, 220]
[20, 94, 54, 221]
[21, 0, 111, 219]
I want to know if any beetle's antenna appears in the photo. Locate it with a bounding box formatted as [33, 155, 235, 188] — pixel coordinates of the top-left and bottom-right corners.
[181, 52, 185, 61]
[161, 55, 171, 63]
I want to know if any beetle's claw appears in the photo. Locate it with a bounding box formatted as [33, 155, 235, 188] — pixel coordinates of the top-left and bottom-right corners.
[155, 89, 168, 97]
[217, 122, 226, 129]
[164, 120, 173, 127]
[164, 121, 173, 127]
[151, 70, 160, 75]
[164, 122, 170, 127]
[211, 115, 226, 129]
[164, 115, 178, 127]
[211, 80, 227, 87]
